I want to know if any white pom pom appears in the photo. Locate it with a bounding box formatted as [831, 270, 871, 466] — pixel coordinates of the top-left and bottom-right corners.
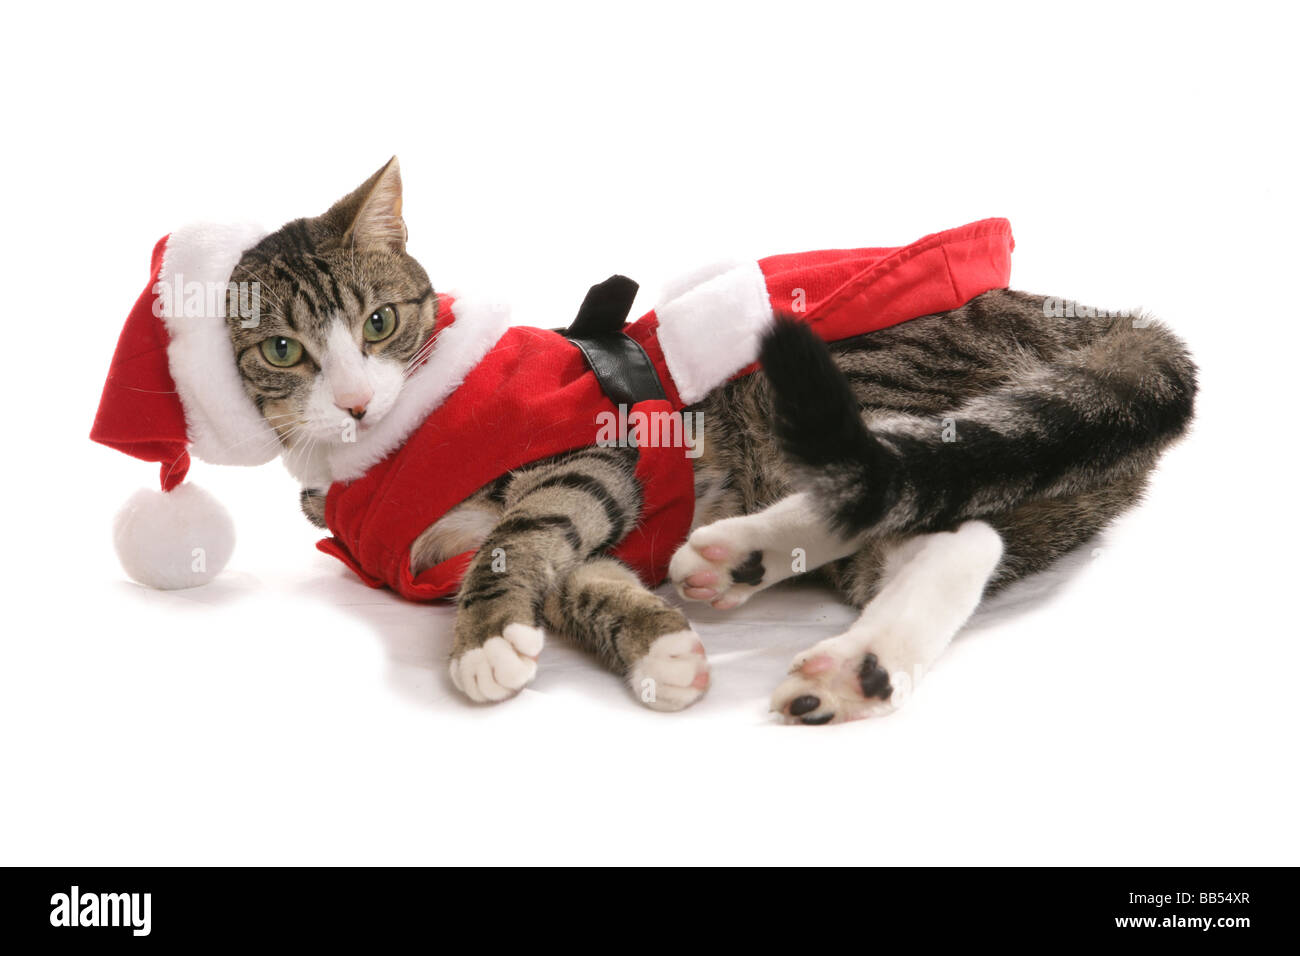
[112, 483, 235, 589]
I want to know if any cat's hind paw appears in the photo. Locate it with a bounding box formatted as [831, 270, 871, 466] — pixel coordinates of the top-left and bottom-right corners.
[627, 630, 710, 712]
[449, 624, 544, 703]
[668, 527, 769, 611]
[770, 637, 906, 725]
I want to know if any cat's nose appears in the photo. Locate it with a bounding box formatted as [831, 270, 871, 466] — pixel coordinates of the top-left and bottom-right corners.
[334, 390, 372, 421]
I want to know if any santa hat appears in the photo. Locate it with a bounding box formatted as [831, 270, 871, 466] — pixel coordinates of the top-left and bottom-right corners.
[91, 222, 273, 589]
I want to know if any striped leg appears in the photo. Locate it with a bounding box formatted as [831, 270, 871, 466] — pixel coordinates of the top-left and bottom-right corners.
[544, 558, 710, 711]
[448, 448, 641, 703]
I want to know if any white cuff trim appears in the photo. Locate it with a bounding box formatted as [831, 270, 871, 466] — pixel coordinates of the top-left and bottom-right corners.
[654, 259, 773, 404]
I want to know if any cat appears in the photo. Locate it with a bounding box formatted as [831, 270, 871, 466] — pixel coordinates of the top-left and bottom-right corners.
[226, 158, 1197, 724]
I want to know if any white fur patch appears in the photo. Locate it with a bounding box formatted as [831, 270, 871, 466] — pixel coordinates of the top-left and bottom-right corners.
[318, 320, 378, 413]
[654, 259, 773, 404]
[413, 502, 501, 567]
[282, 320, 406, 481]
[325, 294, 511, 483]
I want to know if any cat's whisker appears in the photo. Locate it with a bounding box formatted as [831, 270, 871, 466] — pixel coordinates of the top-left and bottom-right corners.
[402, 335, 439, 378]
[286, 431, 323, 475]
[221, 414, 308, 455]
[403, 339, 430, 367]
[224, 430, 289, 456]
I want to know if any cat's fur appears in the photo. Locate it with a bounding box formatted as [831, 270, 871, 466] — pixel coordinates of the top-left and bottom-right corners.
[226, 159, 1197, 723]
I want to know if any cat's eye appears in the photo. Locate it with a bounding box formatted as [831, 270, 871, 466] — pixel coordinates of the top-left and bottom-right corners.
[364, 304, 398, 343]
[260, 336, 304, 368]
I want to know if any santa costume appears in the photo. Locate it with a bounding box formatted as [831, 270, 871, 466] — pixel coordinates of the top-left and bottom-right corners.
[92, 218, 1014, 595]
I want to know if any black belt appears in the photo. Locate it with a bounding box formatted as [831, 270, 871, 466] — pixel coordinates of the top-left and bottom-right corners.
[559, 274, 666, 406]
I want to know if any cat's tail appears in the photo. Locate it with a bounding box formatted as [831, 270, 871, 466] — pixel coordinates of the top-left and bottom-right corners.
[758, 316, 903, 534]
[758, 311, 1197, 538]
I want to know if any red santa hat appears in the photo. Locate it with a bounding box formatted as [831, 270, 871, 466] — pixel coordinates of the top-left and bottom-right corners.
[91, 222, 272, 589]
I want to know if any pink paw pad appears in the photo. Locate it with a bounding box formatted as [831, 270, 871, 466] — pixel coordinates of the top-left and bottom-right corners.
[799, 653, 835, 677]
[699, 545, 730, 562]
[685, 570, 719, 588]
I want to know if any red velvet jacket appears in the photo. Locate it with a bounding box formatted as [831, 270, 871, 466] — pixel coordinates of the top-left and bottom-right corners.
[317, 219, 1015, 600]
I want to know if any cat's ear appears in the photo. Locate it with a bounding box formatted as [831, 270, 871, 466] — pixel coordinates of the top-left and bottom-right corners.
[325, 156, 407, 252]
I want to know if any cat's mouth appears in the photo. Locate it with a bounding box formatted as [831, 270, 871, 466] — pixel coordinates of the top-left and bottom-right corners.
[278, 376, 402, 456]
[280, 411, 384, 450]
[328, 411, 382, 439]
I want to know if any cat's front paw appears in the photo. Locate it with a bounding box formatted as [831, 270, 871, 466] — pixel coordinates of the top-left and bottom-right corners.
[627, 630, 710, 712]
[770, 636, 908, 725]
[449, 623, 544, 703]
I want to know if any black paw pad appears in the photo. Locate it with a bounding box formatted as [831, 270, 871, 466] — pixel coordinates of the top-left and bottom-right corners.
[858, 654, 893, 700]
[800, 712, 834, 725]
[788, 694, 820, 716]
[731, 550, 765, 586]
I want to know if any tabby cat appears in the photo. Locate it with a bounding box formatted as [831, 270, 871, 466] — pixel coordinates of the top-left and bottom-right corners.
[226, 159, 1197, 724]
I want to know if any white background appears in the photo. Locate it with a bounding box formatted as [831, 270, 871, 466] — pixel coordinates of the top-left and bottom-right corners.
[2, 1, 1296, 865]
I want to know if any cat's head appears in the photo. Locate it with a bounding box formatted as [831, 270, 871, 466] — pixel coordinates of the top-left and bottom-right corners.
[226, 157, 436, 467]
